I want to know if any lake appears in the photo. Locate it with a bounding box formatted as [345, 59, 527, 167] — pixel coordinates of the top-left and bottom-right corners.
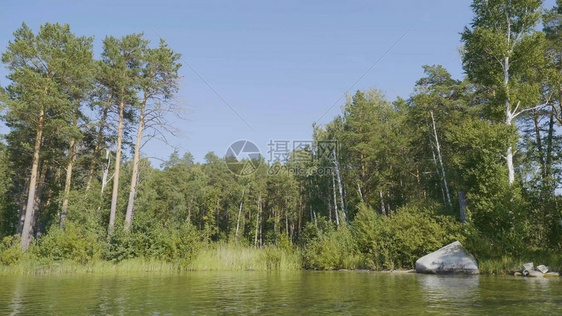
[1, 271, 561, 315]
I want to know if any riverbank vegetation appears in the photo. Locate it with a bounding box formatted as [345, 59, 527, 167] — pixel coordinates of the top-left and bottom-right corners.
[2, 0, 562, 275]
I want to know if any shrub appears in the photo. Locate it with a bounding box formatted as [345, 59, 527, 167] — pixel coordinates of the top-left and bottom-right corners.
[0, 235, 24, 266]
[303, 224, 362, 270]
[104, 228, 149, 262]
[36, 222, 102, 264]
[353, 204, 464, 269]
[149, 222, 202, 263]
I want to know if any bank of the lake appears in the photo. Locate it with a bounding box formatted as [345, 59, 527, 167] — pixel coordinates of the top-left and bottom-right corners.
[1, 243, 561, 276]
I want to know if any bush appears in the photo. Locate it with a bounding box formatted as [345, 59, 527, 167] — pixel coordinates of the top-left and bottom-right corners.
[104, 228, 148, 262]
[104, 221, 203, 266]
[303, 223, 362, 270]
[35, 222, 102, 264]
[0, 235, 24, 265]
[149, 223, 202, 263]
[353, 204, 464, 269]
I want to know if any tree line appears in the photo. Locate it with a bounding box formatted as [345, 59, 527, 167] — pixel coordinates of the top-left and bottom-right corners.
[0, 0, 561, 269]
[0, 23, 181, 250]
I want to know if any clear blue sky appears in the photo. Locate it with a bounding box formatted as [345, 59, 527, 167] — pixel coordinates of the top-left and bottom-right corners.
[1, 0, 554, 164]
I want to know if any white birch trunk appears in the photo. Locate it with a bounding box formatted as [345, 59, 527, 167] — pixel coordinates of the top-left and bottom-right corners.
[235, 189, 244, 242]
[101, 150, 110, 194]
[431, 111, 452, 207]
[332, 151, 346, 224]
[331, 172, 340, 228]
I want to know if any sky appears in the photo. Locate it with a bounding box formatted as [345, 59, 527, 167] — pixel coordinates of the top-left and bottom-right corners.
[1, 0, 555, 165]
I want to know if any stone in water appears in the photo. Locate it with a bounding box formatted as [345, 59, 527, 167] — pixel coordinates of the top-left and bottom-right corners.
[415, 241, 479, 274]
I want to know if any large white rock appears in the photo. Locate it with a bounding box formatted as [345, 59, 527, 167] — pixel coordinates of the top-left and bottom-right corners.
[415, 241, 479, 274]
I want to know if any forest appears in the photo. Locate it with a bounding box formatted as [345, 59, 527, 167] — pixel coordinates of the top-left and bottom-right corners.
[0, 0, 562, 273]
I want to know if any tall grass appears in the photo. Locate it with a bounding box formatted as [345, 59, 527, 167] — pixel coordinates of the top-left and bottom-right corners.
[477, 252, 562, 275]
[187, 243, 302, 271]
[0, 244, 302, 275]
[0, 258, 181, 275]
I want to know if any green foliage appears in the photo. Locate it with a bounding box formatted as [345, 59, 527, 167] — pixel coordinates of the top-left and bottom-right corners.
[148, 223, 202, 263]
[187, 243, 301, 271]
[303, 221, 362, 270]
[104, 227, 149, 262]
[0, 235, 24, 265]
[353, 204, 464, 269]
[35, 222, 102, 264]
[104, 219, 203, 265]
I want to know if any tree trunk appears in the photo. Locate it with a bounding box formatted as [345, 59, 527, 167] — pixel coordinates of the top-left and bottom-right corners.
[430, 131, 446, 204]
[357, 183, 364, 203]
[431, 111, 451, 207]
[32, 165, 49, 239]
[20, 108, 45, 250]
[101, 150, 111, 194]
[506, 133, 515, 185]
[504, 55, 515, 186]
[284, 204, 289, 237]
[124, 98, 147, 232]
[331, 172, 340, 228]
[333, 151, 347, 224]
[59, 136, 76, 227]
[545, 112, 555, 196]
[60, 109, 80, 227]
[235, 189, 245, 242]
[379, 190, 386, 216]
[86, 102, 109, 191]
[17, 179, 29, 235]
[109, 91, 125, 235]
[254, 195, 261, 248]
[312, 207, 317, 227]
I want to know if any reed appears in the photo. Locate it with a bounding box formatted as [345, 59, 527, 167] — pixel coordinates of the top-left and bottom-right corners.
[186, 243, 302, 271]
[0, 244, 302, 275]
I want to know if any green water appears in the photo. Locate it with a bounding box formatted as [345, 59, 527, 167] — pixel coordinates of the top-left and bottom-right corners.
[0, 271, 561, 315]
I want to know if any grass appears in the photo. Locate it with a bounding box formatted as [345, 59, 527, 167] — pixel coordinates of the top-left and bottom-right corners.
[187, 243, 302, 271]
[477, 251, 562, 275]
[0, 244, 303, 275]
[2, 241, 560, 276]
[0, 258, 181, 275]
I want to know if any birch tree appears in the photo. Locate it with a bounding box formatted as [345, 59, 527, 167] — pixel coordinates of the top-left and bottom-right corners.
[461, 0, 545, 185]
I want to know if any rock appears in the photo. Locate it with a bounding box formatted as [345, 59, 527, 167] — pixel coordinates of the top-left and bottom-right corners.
[522, 262, 534, 271]
[537, 265, 549, 274]
[544, 272, 560, 277]
[415, 241, 479, 274]
[527, 270, 544, 277]
[514, 272, 523, 277]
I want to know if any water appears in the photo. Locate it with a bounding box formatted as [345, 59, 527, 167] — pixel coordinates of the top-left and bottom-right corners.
[0, 271, 561, 315]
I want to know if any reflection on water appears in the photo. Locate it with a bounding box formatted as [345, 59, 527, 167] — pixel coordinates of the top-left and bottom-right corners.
[418, 275, 480, 313]
[418, 274, 480, 300]
[0, 271, 560, 315]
